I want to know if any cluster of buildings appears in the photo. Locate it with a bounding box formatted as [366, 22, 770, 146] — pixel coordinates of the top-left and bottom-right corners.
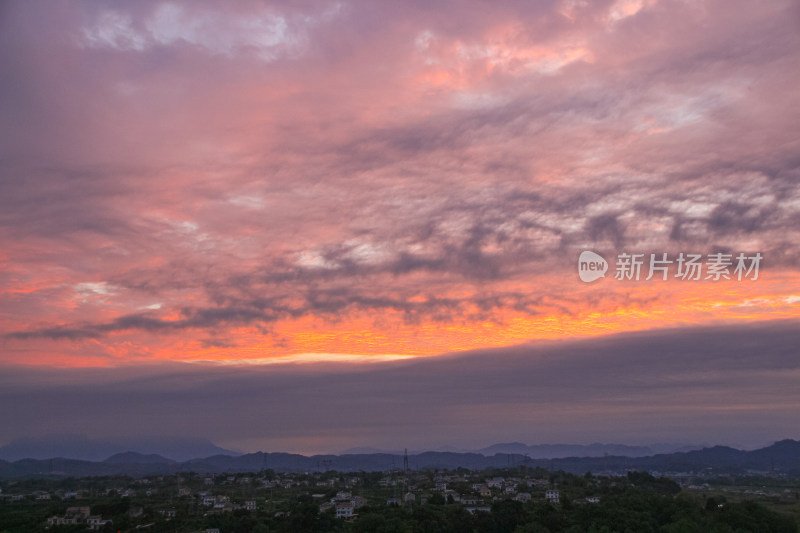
[198, 491, 258, 513]
[311, 472, 594, 519]
[45, 506, 112, 530]
[317, 490, 368, 520]
[0, 468, 608, 529]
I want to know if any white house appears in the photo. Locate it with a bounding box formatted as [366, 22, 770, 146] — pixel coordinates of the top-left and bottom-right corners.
[87, 516, 112, 530]
[335, 502, 354, 519]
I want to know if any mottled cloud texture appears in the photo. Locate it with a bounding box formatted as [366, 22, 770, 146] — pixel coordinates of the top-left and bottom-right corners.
[0, 0, 798, 449]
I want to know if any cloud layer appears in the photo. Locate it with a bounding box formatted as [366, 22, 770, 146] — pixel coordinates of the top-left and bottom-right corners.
[1, 0, 799, 366]
[1, 320, 797, 453]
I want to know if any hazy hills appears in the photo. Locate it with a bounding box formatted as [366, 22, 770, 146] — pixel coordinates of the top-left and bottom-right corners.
[340, 442, 702, 458]
[477, 443, 656, 458]
[0, 440, 797, 479]
[1, 437, 700, 463]
[0, 436, 239, 462]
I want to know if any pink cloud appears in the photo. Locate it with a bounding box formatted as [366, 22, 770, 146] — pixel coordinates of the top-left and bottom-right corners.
[0, 0, 798, 366]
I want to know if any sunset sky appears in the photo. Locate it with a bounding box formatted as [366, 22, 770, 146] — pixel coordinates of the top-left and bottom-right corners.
[1, 0, 799, 454]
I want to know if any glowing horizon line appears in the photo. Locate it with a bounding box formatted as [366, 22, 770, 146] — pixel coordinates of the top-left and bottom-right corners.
[188, 352, 418, 366]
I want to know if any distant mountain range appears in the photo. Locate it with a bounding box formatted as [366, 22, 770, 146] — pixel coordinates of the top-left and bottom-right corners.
[0, 439, 797, 479]
[340, 442, 704, 457]
[0, 437, 702, 463]
[0, 436, 240, 462]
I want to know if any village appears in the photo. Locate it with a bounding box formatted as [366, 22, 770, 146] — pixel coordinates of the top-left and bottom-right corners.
[1, 466, 797, 532]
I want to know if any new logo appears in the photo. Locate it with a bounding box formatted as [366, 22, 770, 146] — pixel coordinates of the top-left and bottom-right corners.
[578, 251, 608, 282]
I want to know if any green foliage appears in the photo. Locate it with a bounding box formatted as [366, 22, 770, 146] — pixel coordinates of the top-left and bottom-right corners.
[1, 469, 798, 533]
[714, 501, 797, 533]
[91, 497, 129, 516]
[627, 471, 681, 495]
[427, 493, 446, 505]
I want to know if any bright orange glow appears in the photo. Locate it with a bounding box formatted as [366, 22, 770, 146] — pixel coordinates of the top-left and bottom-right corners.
[1, 0, 798, 382]
[5, 269, 798, 367]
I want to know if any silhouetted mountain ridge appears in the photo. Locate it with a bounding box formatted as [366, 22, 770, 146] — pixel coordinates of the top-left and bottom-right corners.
[0, 440, 797, 478]
[104, 452, 175, 464]
[477, 442, 656, 458]
[340, 442, 694, 457]
[0, 436, 240, 462]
